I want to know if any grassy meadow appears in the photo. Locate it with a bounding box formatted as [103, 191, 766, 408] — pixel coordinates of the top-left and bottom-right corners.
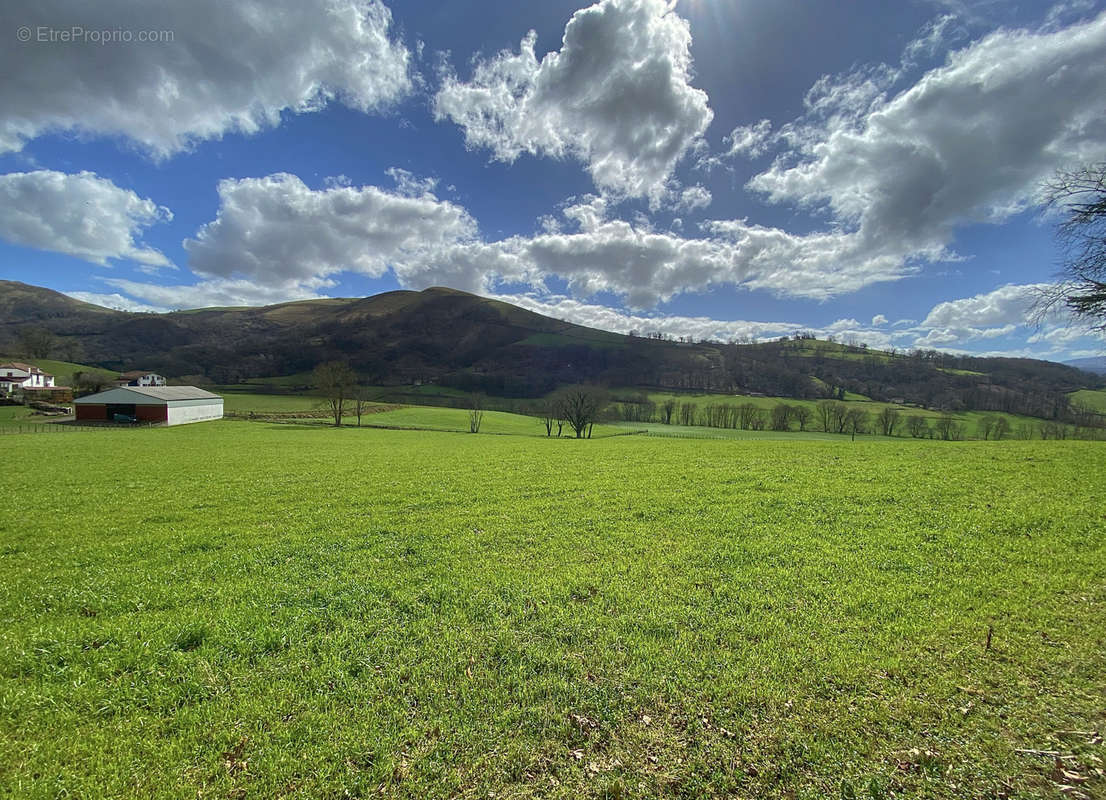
[2, 421, 1104, 799]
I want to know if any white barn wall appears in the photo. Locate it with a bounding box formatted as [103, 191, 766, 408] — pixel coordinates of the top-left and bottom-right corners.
[167, 400, 223, 425]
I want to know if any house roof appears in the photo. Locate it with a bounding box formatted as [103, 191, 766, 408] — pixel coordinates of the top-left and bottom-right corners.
[0, 362, 43, 373]
[74, 386, 223, 404]
[118, 370, 161, 379]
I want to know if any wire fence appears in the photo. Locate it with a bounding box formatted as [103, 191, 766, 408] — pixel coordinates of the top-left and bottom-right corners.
[0, 421, 162, 435]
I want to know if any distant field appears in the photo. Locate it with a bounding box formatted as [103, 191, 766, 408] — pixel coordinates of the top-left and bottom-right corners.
[361, 406, 623, 437]
[218, 391, 325, 413]
[618, 421, 891, 442]
[1071, 388, 1106, 412]
[620, 389, 1052, 439]
[2, 423, 1104, 799]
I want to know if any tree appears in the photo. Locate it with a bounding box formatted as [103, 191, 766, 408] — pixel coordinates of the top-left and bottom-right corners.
[352, 386, 373, 427]
[977, 415, 999, 440]
[555, 385, 608, 438]
[468, 392, 484, 433]
[660, 398, 677, 425]
[769, 403, 793, 431]
[313, 361, 356, 426]
[539, 396, 562, 436]
[906, 415, 930, 438]
[876, 407, 900, 437]
[934, 416, 963, 441]
[793, 405, 813, 431]
[18, 327, 56, 359]
[1037, 163, 1106, 329]
[844, 408, 869, 440]
[72, 369, 117, 396]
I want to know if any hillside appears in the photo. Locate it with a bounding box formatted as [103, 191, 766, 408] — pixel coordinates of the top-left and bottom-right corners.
[1, 280, 1102, 419]
[1064, 356, 1106, 374]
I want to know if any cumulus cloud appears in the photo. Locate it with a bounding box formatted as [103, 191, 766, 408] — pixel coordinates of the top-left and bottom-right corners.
[921, 282, 1049, 329]
[907, 282, 1101, 352]
[433, 0, 712, 200]
[183, 172, 479, 287]
[700, 119, 774, 168]
[100, 276, 333, 310]
[0, 0, 411, 157]
[871, 314, 889, 326]
[66, 291, 168, 313]
[673, 185, 712, 213]
[0, 170, 171, 267]
[749, 12, 1106, 281]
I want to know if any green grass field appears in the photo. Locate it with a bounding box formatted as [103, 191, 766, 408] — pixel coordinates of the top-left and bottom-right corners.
[2, 423, 1104, 799]
[1070, 388, 1106, 412]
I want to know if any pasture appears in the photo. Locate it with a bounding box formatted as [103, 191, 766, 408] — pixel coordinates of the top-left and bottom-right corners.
[1, 423, 1103, 799]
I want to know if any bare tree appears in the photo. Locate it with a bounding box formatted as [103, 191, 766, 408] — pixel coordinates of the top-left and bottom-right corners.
[539, 396, 562, 436]
[793, 405, 813, 431]
[844, 408, 869, 440]
[1037, 163, 1106, 330]
[906, 415, 930, 438]
[313, 361, 356, 426]
[352, 386, 373, 427]
[934, 416, 963, 441]
[660, 398, 677, 425]
[993, 417, 1011, 440]
[469, 392, 484, 433]
[556, 385, 608, 438]
[769, 403, 793, 431]
[876, 407, 900, 437]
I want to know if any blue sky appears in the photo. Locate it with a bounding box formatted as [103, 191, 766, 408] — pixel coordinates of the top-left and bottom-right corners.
[1, 0, 1105, 360]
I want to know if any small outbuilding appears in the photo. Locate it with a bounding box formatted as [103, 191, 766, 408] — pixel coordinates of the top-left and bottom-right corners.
[74, 386, 223, 426]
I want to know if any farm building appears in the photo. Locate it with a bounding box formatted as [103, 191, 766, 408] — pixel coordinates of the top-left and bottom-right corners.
[114, 371, 166, 388]
[1, 362, 55, 392]
[74, 386, 223, 426]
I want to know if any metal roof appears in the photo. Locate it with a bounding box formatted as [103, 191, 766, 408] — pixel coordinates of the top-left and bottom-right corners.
[74, 386, 223, 404]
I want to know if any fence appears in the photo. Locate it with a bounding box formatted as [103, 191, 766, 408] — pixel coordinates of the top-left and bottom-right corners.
[0, 421, 161, 435]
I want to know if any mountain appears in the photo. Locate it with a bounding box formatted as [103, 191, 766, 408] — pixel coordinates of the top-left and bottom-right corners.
[1, 280, 1102, 418]
[1064, 356, 1106, 374]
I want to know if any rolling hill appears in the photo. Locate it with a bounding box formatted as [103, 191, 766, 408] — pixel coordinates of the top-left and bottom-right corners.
[1, 280, 1102, 419]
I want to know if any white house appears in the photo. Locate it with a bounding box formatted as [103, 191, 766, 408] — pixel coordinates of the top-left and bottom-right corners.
[0, 362, 55, 393]
[74, 386, 223, 425]
[115, 371, 167, 387]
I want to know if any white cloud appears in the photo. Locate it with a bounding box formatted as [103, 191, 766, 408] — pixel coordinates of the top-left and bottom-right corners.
[0, 170, 171, 267]
[748, 12, 1106, 285]
[433, 0, 712, 200]
[562, 195, 609, 232]
[871, 314, 889, 326]
[921, 282, 1050, 329]
[674, 185, 712, 213]
[183, 172, 479, 287]
[65, 291, 168, 313]
[0, 0, 411, 157]
[700, 119, 774, 168]
[100, 277, 333, 310]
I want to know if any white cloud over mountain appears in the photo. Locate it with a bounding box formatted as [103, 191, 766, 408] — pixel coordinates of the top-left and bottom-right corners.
[183, 172, 479, 286]
[0, 0, 411, 156]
